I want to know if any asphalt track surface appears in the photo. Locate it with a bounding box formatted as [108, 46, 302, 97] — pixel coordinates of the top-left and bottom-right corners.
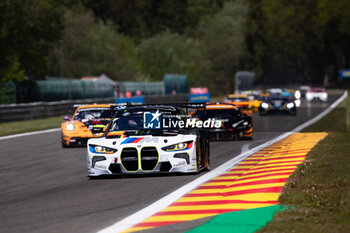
[0, 96, 340, 233]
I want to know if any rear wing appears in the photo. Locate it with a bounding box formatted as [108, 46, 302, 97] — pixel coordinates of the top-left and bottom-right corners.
[72, 103, 117, 108]
[110, 102, 206, 110]
[204, 102, 242, 113]
[206, 102, 238, 107]
[176, 102, 206, 109]
[109, 102, 206, 116]
[110, 102, 131, 112]
[70, 103, 115, 114]
[141, 102, 206, 111]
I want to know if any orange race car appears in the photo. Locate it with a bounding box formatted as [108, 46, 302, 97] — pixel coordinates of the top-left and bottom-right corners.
[193, 102, 253, 140]
[61, 104, 113, 147]
[224, 94, 253, 116]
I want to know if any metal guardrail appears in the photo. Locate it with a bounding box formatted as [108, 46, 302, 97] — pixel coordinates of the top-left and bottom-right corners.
[0, 95, 188, 123]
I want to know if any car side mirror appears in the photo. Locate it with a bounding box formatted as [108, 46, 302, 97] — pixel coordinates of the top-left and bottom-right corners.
[64, 116, 71, 121]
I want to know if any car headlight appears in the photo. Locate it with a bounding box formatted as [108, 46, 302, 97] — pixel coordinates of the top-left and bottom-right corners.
[89, 144, 118, 154]
[322, 93, 328, 98]
[261, 102, 269, 109]
[66, 123, 75, 131]
[161, 141, 193, 152]
[294, 90, 301, 99]
[306, 93, 312, 99]
[286, 102, 295, 109]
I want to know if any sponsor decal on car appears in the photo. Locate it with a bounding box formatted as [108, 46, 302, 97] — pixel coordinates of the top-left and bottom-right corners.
[121, 137, 160, 144]
[173, 161, 187, 167]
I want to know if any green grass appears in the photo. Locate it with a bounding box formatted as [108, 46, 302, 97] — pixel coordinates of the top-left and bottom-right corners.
[258, 91, 350, 233]
[0, 116, 63, 137]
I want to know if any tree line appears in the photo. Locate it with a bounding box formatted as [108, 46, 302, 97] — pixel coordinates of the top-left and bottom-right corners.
[1, 0, 349, 94]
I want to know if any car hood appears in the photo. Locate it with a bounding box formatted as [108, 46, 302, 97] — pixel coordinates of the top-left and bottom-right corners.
[88, 134, 195, 148]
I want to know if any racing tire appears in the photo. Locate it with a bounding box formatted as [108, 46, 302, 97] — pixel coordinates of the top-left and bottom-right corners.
[239, 135, 253, 140]
[195, 137, 210, 172]
[204, 137, 210, 171]
[195, 139, 201, 173]
[61, 142, 69, 148]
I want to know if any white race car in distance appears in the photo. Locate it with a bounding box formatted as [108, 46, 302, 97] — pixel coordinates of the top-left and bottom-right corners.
[87, 104, 210, 178]
[306, 87, 328, 102]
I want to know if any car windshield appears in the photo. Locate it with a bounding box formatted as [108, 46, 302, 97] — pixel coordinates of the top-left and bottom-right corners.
[311, 88, 325, 92]
[74, 108, 111, 121]
[109, 115, 144, 131]
[258, 95, 269, 101]
[226, 97, 249, 102]
[195, 109, 240, 119]
[108, 109, 185, 134]
[269, 95, 288, 101]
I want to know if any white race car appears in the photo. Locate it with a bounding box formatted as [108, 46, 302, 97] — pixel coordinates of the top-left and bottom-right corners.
[87, 104, 210, 178]
[306, 87, 328, 102]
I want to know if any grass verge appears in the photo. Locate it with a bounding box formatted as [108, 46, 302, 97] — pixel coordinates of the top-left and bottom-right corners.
[258, 91, 350, 233]
[0, 116, 63, 137]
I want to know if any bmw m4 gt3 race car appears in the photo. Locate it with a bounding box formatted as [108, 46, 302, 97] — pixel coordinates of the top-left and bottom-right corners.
[258, 93, 296, 116]
[193, 103, 253, 141]
[87, 103, 210, 177]
[61, 104, 112, 147]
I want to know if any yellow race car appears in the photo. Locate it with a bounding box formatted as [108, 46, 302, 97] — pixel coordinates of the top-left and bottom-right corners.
[61, 104, 112, 147]
[249, 92, 271, 112]
[224, 94, 253, 115]
[237, 91, 264, 112]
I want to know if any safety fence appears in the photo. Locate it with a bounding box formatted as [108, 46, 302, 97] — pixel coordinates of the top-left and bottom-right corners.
[0, 95, 188, 123]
